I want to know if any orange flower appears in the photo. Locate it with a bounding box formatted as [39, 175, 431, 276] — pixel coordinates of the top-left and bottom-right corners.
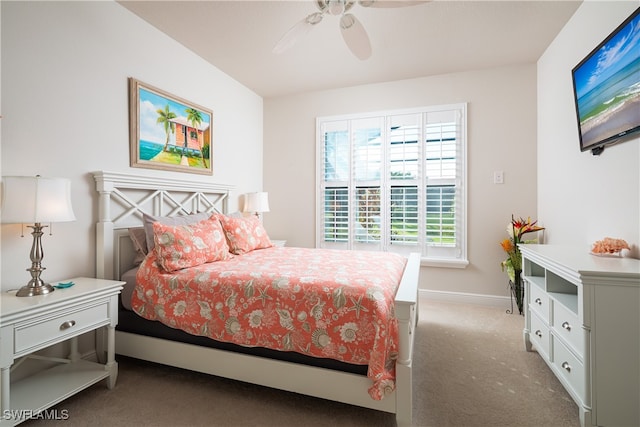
[501, 238, 514, 252]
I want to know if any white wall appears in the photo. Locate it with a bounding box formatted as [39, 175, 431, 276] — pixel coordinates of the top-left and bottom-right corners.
[538, 1, 639, 256]
[264, 64, 539, 302]
[0, 1, 264, 291]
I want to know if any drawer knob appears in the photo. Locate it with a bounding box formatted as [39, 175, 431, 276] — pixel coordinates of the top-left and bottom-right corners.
[562, 321, 571, 332]
[535, 298, 542, 306]
[561, 361, 571, 373]
[60, 320, 76, 330]
[535, 330, 543, 338]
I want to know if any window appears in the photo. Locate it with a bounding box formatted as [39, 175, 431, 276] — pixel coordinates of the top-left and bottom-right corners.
[316, 104, 467, 267]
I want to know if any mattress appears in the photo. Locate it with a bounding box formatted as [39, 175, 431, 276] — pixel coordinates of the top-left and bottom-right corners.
[116, 308, 368, 375]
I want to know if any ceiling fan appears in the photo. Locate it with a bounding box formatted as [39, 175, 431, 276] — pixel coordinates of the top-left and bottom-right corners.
[273, 0, 427, 60]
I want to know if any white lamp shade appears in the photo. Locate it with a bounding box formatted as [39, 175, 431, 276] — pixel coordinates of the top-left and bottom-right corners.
[243, 192, 270, 213]
[1, 176, 76, 223]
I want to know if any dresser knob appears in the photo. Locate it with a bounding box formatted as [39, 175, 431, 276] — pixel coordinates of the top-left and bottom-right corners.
[535, 330, 542, 338]
[535, 298, 542, 306]
[561, 361, 571, 373]
[562, 321, 571, 331]
[60, 320, 76, 330]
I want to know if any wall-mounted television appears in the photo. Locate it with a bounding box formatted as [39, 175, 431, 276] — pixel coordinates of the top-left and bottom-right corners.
[571, 7, 640, 155]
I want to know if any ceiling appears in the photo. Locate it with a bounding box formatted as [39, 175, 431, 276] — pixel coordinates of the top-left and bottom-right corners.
[118, 0, 582, 98]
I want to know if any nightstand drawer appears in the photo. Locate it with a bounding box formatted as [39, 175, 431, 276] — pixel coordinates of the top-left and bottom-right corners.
[14, 302, 109, 354]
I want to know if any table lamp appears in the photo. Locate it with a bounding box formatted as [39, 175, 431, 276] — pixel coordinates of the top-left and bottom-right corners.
[243, 192, 270, 220]
[1, 175, 76, 297]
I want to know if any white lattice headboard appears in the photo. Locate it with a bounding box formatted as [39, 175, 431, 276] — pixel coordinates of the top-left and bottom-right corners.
[93, 171, 234, 280]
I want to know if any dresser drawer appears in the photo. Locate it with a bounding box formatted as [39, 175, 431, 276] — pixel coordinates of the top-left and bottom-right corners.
[552, 301, 584, 359]
[530, 311, 550, 359]
[552, 336, 585, 403]
[529, 284, 549, 322]
[14, 302, 109, 354]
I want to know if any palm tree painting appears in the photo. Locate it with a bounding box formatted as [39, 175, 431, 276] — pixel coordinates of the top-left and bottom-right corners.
[157, 105, 177, 152]
[186, 108, 208, 168]
[129, 78, 213, 175]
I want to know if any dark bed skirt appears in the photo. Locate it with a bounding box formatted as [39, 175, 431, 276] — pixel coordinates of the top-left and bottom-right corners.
[116, 309, 369, 376]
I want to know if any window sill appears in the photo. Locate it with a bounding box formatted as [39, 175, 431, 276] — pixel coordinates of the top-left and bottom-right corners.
[420, 257, 469, 269]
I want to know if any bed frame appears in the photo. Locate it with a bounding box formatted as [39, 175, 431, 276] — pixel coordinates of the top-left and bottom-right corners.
[93, 171, 420, 426]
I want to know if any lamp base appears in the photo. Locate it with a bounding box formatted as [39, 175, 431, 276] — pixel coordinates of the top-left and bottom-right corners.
[16, 222, 56, 297]
[16, 281, 55, 297]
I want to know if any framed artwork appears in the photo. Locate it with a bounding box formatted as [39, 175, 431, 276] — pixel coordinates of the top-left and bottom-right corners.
[129, 78, 213, 175]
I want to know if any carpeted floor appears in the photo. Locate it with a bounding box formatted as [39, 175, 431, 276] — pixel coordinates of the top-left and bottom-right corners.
[21, 298, 580, 426]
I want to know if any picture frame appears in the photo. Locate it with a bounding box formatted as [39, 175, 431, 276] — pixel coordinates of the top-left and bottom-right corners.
[129, 77, 213, 175]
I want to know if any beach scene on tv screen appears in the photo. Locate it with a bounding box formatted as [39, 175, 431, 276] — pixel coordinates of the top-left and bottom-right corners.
[573, 10, 640, 149]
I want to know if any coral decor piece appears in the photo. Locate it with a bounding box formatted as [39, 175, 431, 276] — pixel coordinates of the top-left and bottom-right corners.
[591, 237, 630, 256]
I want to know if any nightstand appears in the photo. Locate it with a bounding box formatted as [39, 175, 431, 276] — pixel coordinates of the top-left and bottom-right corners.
[271, 240, 287, 247]
[0, 277, 123, 426]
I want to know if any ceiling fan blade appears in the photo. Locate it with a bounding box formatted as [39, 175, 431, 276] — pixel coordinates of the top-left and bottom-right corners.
[273, 12, 324, 54]
[358, 0, 429, 7]
[340, 14, 371, 60]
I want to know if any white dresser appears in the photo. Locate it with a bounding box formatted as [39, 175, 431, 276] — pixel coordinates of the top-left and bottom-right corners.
[520, 245, 640, 427]
[0, 278, 123, 425]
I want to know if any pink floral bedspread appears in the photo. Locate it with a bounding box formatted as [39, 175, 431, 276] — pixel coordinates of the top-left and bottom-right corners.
[131, 246, 407, 399]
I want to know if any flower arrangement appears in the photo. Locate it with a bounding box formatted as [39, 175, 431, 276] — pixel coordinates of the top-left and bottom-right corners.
[500, 215, 544, 314]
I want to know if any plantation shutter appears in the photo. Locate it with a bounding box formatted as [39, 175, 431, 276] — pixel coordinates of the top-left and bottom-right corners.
[423, 108, 464, 259]
[317, 104, 466, 264]
[352, 117, 384, 251]
[320, 120, 350, 248]
[388, 113, 421, 254]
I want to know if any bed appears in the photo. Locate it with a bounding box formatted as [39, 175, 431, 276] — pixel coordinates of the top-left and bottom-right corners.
[93, 171, 420, 426]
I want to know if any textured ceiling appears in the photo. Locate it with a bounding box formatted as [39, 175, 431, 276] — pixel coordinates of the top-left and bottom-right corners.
[119, 0, 581, 98]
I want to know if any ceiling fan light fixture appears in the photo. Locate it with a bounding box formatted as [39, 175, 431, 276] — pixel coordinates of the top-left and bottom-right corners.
[339, 13, 356, 30]
[327, 0, 345, 15]
[275, 0, 423, 58]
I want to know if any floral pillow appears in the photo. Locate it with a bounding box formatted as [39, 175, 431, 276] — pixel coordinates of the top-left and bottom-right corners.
[219, 215, 273, 255]
[153, 216, 231, 273]
[143, 212, 212, 253]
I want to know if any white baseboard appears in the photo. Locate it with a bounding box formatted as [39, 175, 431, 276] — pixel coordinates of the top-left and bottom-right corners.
[419, 289, 512, 309]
